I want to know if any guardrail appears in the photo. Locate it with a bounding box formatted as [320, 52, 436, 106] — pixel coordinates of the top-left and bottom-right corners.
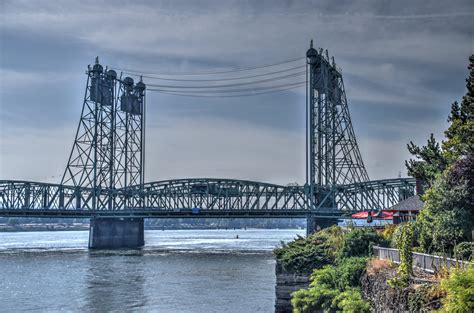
[373, 246, 472, 273]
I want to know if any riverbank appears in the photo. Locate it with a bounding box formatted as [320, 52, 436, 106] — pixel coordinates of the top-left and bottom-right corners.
[272, 225, 473, 312]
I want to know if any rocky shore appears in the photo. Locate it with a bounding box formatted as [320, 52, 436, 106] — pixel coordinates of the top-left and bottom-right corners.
[274, 261, 310, 313]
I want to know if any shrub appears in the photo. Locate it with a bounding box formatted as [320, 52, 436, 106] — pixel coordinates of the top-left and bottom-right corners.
[274, 226, 344, 273]
[440, 266, 474, 312]
[366, 258, 393, 275]
[381, 224, 398, 242]
[335, 257, 368, 290]
[338, 227, 387, 259]
[292, 258, 369, 312]
[453, 242, 473, 261]
[332, 288, 371, 313]
[292, 284, 338, 313]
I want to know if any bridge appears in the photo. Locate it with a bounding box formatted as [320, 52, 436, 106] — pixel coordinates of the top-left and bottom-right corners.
[0, 41, 416, 248]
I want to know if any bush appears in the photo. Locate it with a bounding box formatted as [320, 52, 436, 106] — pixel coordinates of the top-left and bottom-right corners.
[292, 284, 338, 313]
[292, 258, 370, 312]
[274, 226, 344, 273]
[338, 227, 387, 259]
[381, 224, 398, 242]
[366, 258, 394, 275]
[440, 266, 474, 312]
[453, 242, 473, 261]
[332, 288, 371, 313]
[335, 257, 368, 290]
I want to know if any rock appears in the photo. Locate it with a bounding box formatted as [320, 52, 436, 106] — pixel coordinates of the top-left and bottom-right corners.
[274, 262, 310, 313]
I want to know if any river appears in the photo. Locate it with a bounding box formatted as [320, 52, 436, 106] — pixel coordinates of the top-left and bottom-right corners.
[0, 229, 304, 312]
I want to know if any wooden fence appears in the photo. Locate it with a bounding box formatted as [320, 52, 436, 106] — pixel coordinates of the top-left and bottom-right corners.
[373, 246, 472, 273]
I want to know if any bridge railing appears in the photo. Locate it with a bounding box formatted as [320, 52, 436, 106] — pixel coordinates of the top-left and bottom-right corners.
[373, 246, 472, 273]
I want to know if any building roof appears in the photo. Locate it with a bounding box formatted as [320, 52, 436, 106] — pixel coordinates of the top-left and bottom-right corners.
[388, 195, 424, 212]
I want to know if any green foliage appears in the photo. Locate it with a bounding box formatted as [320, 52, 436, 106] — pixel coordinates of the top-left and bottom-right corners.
[408, 284, 443, 313]
[443, 55, 474, 163]
[292, 258, 370, 312]
[454, 242, 473, 261]
[274, 226, 344, 273]
[415, 155, 474, 254]
[332, 288, 371, 313]
[405, 55, 474, 189]
[440, 266, 474, 312]
[405, 134, 447, 187]
[292, 284, 338, 313]
[381, 224, 398, 242]
[335, 257, 368, 290]
[338, 227, 387, 259]
[390, 223, 415, 288]
[404, 55, 474, 256]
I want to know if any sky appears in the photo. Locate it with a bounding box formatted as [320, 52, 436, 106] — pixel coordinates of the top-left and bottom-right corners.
[0, 0, 473, 185]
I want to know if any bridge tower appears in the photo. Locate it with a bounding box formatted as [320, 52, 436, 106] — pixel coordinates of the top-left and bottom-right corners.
[61, 57, 146, 248]
[305, 40, 369, 233]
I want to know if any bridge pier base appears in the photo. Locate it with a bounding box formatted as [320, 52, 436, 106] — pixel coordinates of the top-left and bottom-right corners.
[88, 217, 144, 249]
[306, 216, 339, 236]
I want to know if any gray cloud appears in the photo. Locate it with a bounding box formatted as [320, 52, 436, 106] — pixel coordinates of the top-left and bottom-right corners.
[0, 0, 472, 183]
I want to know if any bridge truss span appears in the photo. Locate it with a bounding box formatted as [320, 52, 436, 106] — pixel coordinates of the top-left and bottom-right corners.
[0, 178, 415, 218]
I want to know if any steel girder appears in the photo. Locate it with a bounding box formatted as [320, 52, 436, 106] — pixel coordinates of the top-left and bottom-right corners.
[0, 178, 415, 217]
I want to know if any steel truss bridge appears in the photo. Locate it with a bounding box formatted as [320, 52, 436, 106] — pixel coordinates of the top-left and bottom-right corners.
[0, 42, 416, 219]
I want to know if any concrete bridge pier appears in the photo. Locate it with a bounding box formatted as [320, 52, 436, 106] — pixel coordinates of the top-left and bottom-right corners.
[88, 217, 144, 249]
[306, 216, 339, 236]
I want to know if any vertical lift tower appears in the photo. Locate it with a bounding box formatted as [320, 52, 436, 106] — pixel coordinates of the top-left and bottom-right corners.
[62, 58, 146, 248]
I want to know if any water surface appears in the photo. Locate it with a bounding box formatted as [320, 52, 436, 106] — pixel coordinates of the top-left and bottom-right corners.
[0, 229, 304, 312]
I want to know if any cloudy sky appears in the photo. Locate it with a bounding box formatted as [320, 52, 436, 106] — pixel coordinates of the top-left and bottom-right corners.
[0, 0, 473, 185]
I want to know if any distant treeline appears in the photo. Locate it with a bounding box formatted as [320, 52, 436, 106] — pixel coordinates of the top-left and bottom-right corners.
[0, 217, 305, 230]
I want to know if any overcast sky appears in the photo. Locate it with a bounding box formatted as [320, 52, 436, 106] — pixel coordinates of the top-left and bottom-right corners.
[0, 0, 473, 185]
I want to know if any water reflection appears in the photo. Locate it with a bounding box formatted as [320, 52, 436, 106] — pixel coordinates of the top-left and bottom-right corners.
[84, 250, 147, 311]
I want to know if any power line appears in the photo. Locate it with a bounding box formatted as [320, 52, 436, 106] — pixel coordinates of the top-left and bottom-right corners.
[148, 82, 305, 98]
[148, 81, 306, 94]
[110, 57, 305, 76]
[145, 71, 305, 89]
[122, 65, 306, 82]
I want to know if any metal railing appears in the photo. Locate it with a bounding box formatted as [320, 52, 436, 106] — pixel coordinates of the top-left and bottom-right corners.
[373, 246, 472, 273]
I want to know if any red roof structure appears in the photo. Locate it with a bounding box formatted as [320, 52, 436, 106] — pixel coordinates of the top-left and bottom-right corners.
[351, 195, 424, 223]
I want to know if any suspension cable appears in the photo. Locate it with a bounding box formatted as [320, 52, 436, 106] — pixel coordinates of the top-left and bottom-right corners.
[145, 71, 305, 89]
[148, 81, 306, 94]
[110, 57, 305, 76]
[148, 83, 305, 98]
[122, 65, 306, 82]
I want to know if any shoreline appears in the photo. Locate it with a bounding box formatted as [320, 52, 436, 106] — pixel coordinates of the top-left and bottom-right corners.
[0, 225, 305, 232]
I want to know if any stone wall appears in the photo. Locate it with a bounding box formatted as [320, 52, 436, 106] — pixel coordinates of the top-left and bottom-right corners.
[360, 265, 440, 312]
[274, 262, 310, 313]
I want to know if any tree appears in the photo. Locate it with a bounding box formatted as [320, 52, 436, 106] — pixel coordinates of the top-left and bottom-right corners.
[406, 55, 474, 188]
[443, 55, 474, 163]
[406, 55, 474, 255]
[416, 152, 474, 254]
[405, 134, 447, 188]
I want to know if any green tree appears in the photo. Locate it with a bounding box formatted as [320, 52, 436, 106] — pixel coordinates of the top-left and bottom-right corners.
[416, 152, 473, 254]
[406, 55, 474, 255]
[405, 55, 473, 188]
[443, 55, 474, 163]
[405, 134, 447, 187]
